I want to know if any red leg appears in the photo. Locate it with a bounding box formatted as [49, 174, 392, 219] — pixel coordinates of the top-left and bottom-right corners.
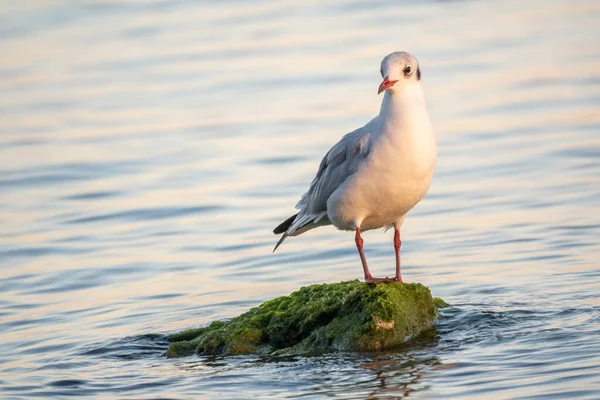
[356, 228, 399, 283]
[394, 227, 403, 282]
[355, 228, 373, 281]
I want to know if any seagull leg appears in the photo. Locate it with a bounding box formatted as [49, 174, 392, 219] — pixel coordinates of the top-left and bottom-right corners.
[356, 227, 401, 283]
[394, 227, 403, 282]
[355, 228, 373, 281]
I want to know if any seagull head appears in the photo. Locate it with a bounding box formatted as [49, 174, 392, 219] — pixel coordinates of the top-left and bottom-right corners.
[378, 52, 422, 95]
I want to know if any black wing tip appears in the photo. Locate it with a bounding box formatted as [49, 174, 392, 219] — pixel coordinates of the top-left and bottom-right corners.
[273, 213, 299, 234]
[273, 233, 288, 253]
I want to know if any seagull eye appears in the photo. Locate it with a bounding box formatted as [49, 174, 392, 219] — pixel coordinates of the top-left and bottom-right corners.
[403, 65, 412, 75]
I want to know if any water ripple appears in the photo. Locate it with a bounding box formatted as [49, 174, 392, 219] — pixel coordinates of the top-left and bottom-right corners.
[66, 205, 222, 224]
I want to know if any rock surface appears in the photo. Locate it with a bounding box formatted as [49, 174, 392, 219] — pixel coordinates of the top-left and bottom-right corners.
[166, 280, 448, 358]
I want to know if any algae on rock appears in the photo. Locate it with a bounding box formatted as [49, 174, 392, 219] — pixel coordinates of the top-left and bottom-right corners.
[166, 280, 446, 358]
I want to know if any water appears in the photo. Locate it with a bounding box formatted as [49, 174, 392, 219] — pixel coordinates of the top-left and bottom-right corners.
[1, 0, 599, 398]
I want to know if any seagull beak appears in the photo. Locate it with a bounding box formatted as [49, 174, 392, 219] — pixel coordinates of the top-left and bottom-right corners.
[378, 76, 398, 94]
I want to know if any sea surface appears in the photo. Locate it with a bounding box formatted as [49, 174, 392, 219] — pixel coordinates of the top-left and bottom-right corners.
[1, 0, 599, 398]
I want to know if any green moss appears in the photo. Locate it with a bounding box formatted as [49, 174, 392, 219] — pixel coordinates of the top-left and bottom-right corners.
[434, 297, 450, 309]
[167, 328, 206, 343]
[165, 340, 197, 358]
[165, 280, 446, 358]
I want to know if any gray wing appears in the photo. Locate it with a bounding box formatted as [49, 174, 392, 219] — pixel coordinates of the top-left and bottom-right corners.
[286, 127, 371, 234]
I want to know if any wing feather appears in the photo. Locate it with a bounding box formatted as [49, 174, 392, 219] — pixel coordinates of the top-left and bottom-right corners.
[287, 127, 371, 235]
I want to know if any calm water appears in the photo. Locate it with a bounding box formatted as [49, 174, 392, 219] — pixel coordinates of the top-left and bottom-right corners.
[1, 0, 600, 398]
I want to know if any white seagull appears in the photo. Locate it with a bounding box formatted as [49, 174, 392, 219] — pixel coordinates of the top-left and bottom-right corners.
[273, 51, 436, 283]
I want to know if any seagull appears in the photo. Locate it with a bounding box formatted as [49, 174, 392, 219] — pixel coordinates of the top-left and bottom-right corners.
[273, 51, 436, 283]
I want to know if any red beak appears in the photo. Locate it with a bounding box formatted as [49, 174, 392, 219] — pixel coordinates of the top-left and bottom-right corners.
[378, 76, 398, 94]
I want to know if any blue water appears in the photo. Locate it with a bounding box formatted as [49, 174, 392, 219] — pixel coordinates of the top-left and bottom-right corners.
[1, 0, 600, 398]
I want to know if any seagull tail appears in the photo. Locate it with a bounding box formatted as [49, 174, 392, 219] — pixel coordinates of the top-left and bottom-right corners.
[272, 213, 297, 253]
[272, 212, 330, 253]
[273, 233, 289, 253]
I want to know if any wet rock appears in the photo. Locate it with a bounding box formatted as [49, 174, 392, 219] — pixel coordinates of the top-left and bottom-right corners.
[165, 280, 447, 358]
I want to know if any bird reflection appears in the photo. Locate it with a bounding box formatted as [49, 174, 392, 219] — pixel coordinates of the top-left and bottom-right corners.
[359, 330, 442, 398]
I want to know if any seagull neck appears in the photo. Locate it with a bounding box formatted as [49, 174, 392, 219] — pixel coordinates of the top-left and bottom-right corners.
[379, 91, 398, 117]
[378, 86, 425, 119]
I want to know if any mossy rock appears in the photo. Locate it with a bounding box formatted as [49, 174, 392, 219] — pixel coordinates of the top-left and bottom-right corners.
[165, 280, 447, 358]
